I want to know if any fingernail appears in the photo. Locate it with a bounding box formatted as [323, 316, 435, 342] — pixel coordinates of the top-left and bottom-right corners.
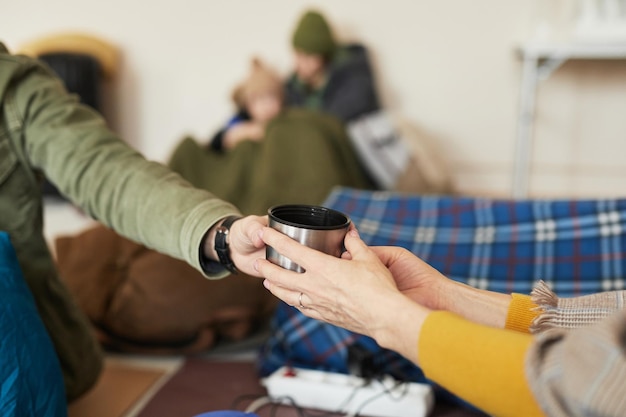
[263, 279, 270, 289]
[253, 259, 259, 271]
[349, 230, 359, 237]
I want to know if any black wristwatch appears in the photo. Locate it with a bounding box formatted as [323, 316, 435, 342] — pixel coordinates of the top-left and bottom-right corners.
[214, 215, 242, 274]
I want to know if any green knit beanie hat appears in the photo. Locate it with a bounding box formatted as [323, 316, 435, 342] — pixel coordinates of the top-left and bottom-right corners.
[292, 10, 336, 57]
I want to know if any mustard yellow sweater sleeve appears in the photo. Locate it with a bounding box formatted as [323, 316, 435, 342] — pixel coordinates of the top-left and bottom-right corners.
[418, 311, 545, 417]
[505, 293, 540, 333]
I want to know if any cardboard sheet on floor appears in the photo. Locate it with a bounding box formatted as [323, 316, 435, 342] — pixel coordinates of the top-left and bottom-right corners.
[68, 360, 165, 417]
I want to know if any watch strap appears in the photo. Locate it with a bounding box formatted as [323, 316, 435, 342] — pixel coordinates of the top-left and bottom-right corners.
[214, 215, 242, 274]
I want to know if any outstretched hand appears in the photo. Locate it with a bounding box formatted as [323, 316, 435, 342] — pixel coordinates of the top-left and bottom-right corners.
[371, 243, 513, 329]
[369, 246, 449, 311]
[227, 215, 268, 276]
[255, 227, 426, 350]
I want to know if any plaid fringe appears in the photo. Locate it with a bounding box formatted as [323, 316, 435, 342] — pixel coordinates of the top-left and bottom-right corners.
[531, 280, 626, 333]
[530, 281, 558, 333]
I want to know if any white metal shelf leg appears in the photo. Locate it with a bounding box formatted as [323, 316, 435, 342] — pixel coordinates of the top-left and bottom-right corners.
[512, 55, 539, 198]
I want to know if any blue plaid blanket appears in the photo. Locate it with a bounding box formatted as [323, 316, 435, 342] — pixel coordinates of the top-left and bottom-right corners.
[257, 187, 626, 384]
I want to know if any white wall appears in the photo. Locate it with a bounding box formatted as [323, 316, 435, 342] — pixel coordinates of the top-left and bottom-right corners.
[2, 0, 626, 198]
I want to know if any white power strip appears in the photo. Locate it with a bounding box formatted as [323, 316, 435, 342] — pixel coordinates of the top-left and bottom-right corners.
[261, 366, 434, 417]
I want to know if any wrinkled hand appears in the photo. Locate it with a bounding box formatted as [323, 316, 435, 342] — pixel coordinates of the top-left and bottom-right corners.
[255, 227, 414, 341]
[227, 215, 267, 276]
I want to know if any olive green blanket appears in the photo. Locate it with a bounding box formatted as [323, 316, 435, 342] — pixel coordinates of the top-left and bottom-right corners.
[167, 109, 375, 215]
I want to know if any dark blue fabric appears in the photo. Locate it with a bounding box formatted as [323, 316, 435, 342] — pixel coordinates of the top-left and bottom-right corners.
[324, 187, 626, 296]
[0, 232, 66, 416]
[257, 188, 626, 402]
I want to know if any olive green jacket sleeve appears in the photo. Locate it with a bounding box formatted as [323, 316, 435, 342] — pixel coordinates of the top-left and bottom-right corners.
[10, 52, 239, 276]
[1, 43, 242, 401]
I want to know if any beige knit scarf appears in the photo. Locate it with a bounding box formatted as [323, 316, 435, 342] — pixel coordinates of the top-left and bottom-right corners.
[530, 280, 626, 333]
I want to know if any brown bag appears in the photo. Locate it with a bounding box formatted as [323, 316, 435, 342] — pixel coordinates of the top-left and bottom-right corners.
[54, 224, 277, 354]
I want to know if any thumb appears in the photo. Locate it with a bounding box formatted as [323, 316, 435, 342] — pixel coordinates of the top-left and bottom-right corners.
[234, 215, 267, 249]
[344, 229, 371, 259]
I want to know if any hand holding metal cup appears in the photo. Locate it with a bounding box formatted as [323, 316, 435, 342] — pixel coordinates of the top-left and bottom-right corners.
[266, 204, 351, 273]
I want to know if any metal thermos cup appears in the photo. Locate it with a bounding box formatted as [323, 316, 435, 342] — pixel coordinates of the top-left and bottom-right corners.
[266, 204, 351, 273]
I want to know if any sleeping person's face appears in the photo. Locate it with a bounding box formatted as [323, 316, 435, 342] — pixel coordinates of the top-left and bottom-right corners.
[247, 92, 282, 123]
[293, 50, 325, 85]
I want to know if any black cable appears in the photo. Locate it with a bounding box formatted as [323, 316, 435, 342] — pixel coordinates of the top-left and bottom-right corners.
[265, 383, 365, 417]
[233, 374, 409, 417]
[274, 395, 340, 417]
[333, 380, 368, 414]
[267, 396, 309, 417]
[351, 378, 410, 417]
[380, 378, 410, 401]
